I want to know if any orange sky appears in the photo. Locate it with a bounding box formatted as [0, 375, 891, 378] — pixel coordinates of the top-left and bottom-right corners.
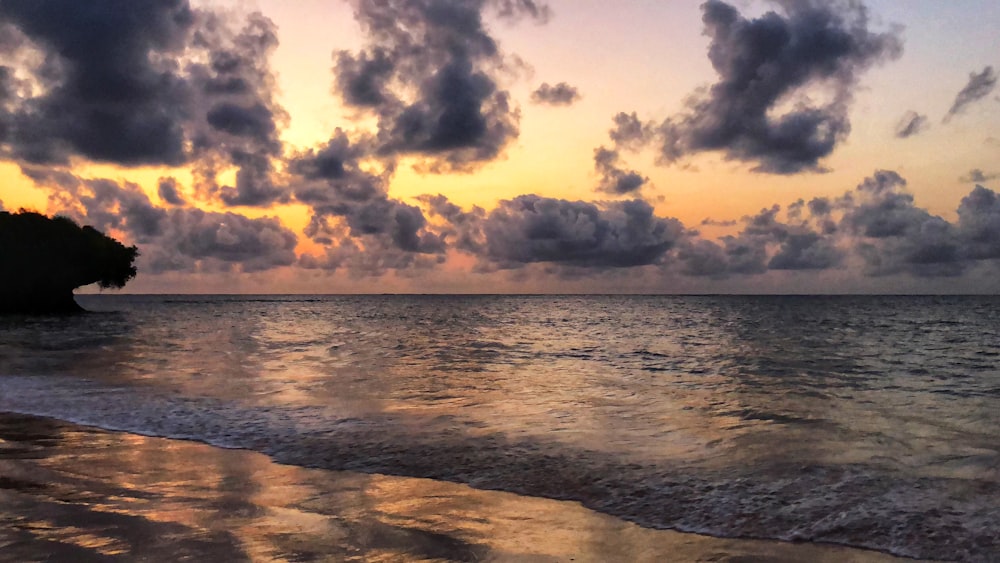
[2, 0, 999, 293]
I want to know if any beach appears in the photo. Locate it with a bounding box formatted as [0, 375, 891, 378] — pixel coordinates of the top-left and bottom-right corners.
[0, 411, 916, 562]
[3, 295, 996, 560]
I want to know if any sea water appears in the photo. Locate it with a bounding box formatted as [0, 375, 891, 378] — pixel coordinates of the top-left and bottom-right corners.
[0, 295, 997, 560]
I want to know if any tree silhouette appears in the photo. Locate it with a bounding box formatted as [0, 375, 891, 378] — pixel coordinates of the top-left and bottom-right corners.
[0, 210, 138, 314]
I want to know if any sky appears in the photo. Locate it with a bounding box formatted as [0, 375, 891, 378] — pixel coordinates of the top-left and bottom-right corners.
[1, 0, 999, 294]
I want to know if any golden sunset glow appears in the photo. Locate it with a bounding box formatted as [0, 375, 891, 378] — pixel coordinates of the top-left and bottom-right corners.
[2, 0, 999, 293]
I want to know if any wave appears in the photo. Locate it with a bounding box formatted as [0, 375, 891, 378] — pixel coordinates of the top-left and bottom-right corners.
[1, 373, 996, 561]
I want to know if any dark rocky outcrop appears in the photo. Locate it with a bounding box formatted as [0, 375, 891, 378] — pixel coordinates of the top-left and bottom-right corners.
[0, 211, 138, 314]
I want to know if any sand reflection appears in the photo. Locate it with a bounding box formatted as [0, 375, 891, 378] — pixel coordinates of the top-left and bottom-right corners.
[0, 413, 914, 562]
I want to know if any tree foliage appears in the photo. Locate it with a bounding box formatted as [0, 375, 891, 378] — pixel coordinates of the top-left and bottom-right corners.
[0, 210, 138, 313]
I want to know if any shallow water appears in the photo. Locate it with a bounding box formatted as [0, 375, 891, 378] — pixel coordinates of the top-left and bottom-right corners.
[0, 413, 910, 562]
[1, 295, 998, 560]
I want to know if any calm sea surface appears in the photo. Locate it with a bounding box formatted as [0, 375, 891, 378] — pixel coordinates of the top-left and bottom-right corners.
[1, 295, 998, 560]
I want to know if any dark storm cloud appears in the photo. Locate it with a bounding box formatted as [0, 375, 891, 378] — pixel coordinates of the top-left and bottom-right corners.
[26, 169, 297, 273]
[479, 196, 685, 268]
[157, 177, 186, 206]
[332, 0, 549, 171]
[0, 0, 195, 165]
[895, 110, 929, 139]
[945, 66, 997, 121]
[593, 147, 648, 195]
[650, 0, 901, 174]
[0, 2, 288, 207]
[530, 82, 581, 106]
[959, 169, 998, 184]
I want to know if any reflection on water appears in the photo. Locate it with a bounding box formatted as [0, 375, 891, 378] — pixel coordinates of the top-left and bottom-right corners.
[1, 295, 998, 560]
[0, 414, 908, 562]
[10, 294, 998, 476]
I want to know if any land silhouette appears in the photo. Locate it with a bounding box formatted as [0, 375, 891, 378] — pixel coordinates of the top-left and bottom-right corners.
[0, 210, 137, 314]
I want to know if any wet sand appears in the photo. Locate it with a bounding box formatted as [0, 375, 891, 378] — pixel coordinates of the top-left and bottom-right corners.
[0, 412, 921, 562]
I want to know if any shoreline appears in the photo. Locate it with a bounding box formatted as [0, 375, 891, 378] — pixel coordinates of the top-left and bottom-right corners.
[0, 411, 923, 562]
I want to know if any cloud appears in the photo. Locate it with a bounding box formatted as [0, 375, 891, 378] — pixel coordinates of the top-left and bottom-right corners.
[959, 169, 998, 184]
[768, 231, 843, 270]
[404, 167, 1000, 283]
[593, 147, 648, 195]
[608, 112, 654, 151]
[492, 0, 551, 22]
[894, 110, 929, 139]
[676, 170, 1000, 279]
[634, 0, 901, 174]
[590, 113, 656, 195]
[0, 0, 196, 165]
[945, 66, 997, 121]
[157, 177, 186, 206]
[417, 193, 487, 254]
[287, 130, 447, 273]
[290, 130, 385, 203]
[24, 169, 298, 274]
[838, 171, 963, 276]
[678, 238, 769, 277]
[701, 218, 738, 227]
[28, 163, 1000, 285]
[345, 197, 446, 253]
[296, 189, 448, 278]
[530, 82, 581, 106]
[332, 0, 549, 171]
[151, 208, 298, 273]
[298, 237, 444, 278]
[185, 11, 288, 207]
[956, 185, 1000, 260]
[680, 203, 842, 278]
[0, 2, 289, 207]
[676, 177, 1000, 280]
[205, 101, 276, 140]
[477, 196, 686, 269]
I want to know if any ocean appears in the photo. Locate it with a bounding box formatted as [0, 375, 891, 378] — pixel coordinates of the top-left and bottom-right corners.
[1, 295, 997, 560]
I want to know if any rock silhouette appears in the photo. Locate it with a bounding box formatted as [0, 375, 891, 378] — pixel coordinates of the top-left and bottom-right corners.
[0, 211, 138, 314]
